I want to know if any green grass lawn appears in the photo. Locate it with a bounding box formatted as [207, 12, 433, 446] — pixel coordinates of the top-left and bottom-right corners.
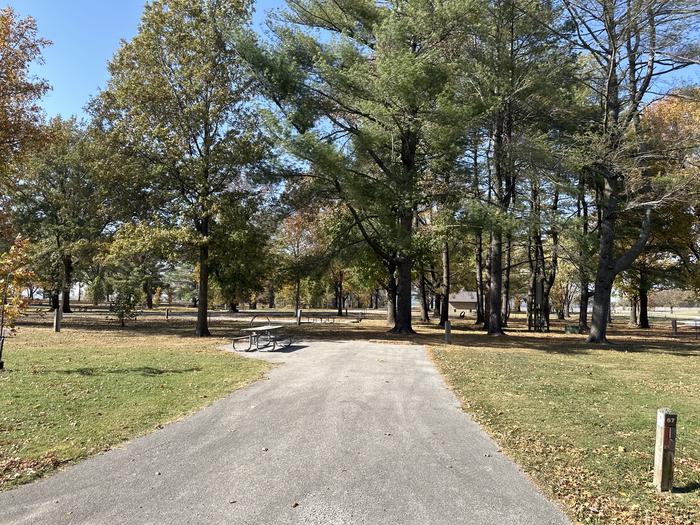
[430, 328, 700, 524]
[0, 313, 269, 488]
[3, 308, 699, 525]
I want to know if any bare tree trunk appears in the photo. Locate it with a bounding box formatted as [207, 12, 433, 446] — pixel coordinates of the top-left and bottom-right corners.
[576, 172, 591, 333]
[50, 291, 59, 311]
[419, 272, 430, 322]
[195, 243, 210, 336]
[638, 287, 650, 329]
[267, 283, 275, 309]
[392, 257, 415, 334]
[488, 229, 504, 335]
[144, 281, 154, 309]
[544, 296, 552, 331]
[439, 241, 449, 328]
[501, 235, 512, 326]
[472, 129, 485, 326]
[578, 286, 590, 333]
[588, 182, 651, 342]
[62, 255, 73, 313]
[483, 234, 492, 331]
[486, 104, 512, 336]
[54, 272, 65, 333]
[629, 295, 638, 326]
[386, 263, 397, 326]
[475, 231, 485, 325]
[336, 279, 343, 317]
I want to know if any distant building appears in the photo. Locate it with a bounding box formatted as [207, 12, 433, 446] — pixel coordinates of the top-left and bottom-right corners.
[448, 290, 478, 312]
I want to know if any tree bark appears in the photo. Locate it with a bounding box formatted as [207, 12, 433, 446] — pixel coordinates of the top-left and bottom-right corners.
[267, 283, 275, 309]
[336, 278, 343, 317]
[488, 229, 504, 335]
[391, 257, 415, 333]
[501, 235, 512, 326]
[483, 233, 492, 331]
[629, 295, 638, 326]
[486, 104, 513, 335]
[578, 285, 590, 333]
[638, 287, 650, 328]
[195, 245, 210, 336]
[54, 272, 65, 333]
[50, 291, 59, 311]
[587, 182, 652, 343]
[475, 231, 485, 325]
[195, 218, 210, 337]
[294, 278, 301, 316]
[419, 272, 430, 322]
[143, 281, 154, 309]
[62, 255, 73, 313]
[576, 172, 591, 333]
[439, 241, 449, 328]
[386, 263, 397, 326]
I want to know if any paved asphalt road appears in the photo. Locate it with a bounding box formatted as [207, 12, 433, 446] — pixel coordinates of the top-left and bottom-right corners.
[0, 340, 569, 525]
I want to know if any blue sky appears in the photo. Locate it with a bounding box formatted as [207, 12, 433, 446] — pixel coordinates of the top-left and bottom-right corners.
[10, 0, 281, 119]
[11, 1, 697, 119]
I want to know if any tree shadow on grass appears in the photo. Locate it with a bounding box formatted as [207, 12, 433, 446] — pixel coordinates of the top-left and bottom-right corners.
[286, 322, 700, 357]
[16, 310, 700, 358]
[55, 366, 202, 377]
[18, 315, 213, 336]
[673, 481, 700, 494]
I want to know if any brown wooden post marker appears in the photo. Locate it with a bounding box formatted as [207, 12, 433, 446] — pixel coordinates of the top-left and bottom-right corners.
[444, 320, 452, 344]
[654, 408, 677, 492]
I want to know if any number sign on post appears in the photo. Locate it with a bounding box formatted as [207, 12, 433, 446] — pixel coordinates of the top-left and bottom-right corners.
[654, 408, 677, 492]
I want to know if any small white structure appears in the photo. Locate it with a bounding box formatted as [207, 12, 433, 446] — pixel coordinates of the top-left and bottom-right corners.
[448, 290, 478, 312]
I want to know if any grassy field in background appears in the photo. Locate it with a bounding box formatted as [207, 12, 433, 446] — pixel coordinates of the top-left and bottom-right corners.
[0, 312, 270, 488]
[429, 327, 700, 525]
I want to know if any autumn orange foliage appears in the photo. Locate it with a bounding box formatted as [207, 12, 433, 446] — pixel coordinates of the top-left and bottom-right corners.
[0, 236, 34, 329]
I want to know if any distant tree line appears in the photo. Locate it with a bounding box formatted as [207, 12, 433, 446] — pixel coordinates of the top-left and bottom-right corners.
[0, 0, 698, 341]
